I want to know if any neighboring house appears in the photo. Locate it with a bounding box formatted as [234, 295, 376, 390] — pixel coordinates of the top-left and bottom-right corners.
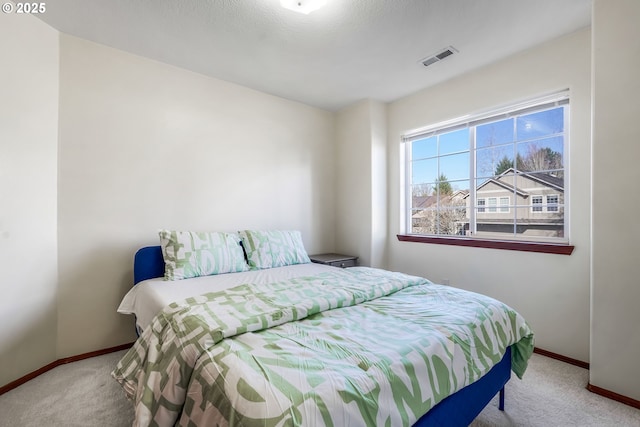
[412, 168, 564, 238]
[470, 168, 564, 238]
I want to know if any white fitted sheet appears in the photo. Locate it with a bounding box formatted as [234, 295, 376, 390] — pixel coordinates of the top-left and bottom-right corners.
[118, 263, 337, 332]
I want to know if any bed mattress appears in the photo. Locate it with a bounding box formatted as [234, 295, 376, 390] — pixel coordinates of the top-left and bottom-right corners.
[118, 262, 338, 331]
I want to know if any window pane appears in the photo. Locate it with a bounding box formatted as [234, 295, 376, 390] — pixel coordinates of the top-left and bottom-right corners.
[477, 118, 514, 148]
[477, 198, 486, 213]
[411, 183, 434, 199]
[499, 197, 510, 213]
[476, 172, 514, 204]
[411, 186, 436, 228]
[475, 215, 515, 239]
[436, 207, 468, 236]
[516, 107, 564, 140]
[498, 170, 516, 187]
[439, 128, 469, 155]
[487, 197, 497, 213]
[434, 179, 469, 205]
[515, 207, 564, 239]
[448, 179, 470, 195]
[414, 208, 459, 235]
[411, 158, 437, 185]
[411, 208, 435, 234]
[411, 191, 468, 236]
[412, 136, 437, 160]
[516, 136, 564, 173]
[439, 152, 470, 182]
[476, 145, 515, 179]
[531, 196, 543, 212]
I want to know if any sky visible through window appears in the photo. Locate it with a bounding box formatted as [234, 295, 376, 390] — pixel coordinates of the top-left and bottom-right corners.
[411, 107, 564, 194]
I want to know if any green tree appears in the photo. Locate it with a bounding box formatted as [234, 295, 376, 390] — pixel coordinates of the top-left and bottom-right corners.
[494, 156, 514, 175]
[434, 173, 452, 195]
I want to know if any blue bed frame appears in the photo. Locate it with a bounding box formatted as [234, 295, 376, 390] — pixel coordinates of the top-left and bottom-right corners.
[133, 246, 511, 426]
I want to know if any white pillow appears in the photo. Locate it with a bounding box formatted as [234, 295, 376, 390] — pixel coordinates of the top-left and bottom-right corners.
[159, 230, 248, 280]
[238, 230, 311, 269]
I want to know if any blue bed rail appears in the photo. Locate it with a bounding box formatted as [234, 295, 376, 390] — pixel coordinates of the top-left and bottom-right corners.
[133, 245, 164, 284]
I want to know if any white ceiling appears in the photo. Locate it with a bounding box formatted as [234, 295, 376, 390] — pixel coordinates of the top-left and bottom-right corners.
[36, 0, 592, 111]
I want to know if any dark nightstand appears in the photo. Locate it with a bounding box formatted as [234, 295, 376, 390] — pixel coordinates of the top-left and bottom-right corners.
[309, 253, 358, 268]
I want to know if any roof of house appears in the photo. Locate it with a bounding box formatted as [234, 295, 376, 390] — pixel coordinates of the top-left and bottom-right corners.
[525, 171, 564, 190]
[468, 178, 529, 199]
[415, 169, 563, 212]
[413, 190, 469, 210]
[463, 168, 564, 199]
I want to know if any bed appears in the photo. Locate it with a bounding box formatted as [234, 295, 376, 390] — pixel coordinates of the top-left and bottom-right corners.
[112, 230, 534, 427]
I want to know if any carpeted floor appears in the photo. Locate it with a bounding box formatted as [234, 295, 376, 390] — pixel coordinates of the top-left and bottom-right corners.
[0, 350, 639, 426]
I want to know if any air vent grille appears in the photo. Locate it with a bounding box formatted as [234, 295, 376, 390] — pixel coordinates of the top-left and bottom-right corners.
[420, 46, 458, 68]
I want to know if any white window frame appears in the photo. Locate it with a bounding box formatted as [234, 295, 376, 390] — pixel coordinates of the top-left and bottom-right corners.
[402, 90, 569, 244]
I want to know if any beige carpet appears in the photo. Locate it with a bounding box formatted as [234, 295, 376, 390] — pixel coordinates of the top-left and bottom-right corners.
[0, 350, 639, 426]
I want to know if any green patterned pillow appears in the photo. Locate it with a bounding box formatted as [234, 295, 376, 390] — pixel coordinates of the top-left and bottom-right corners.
[238, 230, 311, 269]
[159, 230, 249, 280]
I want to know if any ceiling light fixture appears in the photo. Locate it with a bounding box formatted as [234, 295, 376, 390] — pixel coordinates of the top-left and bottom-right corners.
[280, 0, 327, 15]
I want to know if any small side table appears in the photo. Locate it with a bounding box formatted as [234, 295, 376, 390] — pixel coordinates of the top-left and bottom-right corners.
[309, 253, 358, 268]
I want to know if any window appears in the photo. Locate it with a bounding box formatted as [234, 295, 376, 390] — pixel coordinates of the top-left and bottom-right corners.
[487, 197, 497, 213]
[477, 198, 486, 213]
[499, 197, 510, 213]
[532, 195, 559, 213]
[403, 91, 568, 244]
[532, 196, 543, 212]
[547, 194, 559, 212]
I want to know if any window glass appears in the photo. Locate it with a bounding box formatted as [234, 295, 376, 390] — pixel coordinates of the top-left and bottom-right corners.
[477, 118, 514, 148]
[439, 152, 470, 182]
[412, 136, 437, 160]
[532, 196, 543, 212]
[476, 145, 514, 179]
[516, 136, 564, 173]
[404, 94, 568, 243]
[500, 197, 510, 213]
[439, 128, 469, 155]
[516, 108, 564, 140]
[487, 198, 497, 213]
[412, 158, 437, 185]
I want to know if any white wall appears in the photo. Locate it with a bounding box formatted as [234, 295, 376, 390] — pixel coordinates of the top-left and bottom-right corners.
[591, 0, 640, 401]
[56, 35, 336, 357]
[335, 100, 387, 267]
[370, 101, 388, 267]
[0, 12, 59, 385]
[386, 29, 592, 362]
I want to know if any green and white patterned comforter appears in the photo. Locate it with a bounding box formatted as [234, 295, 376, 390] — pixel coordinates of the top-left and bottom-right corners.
[112, 267, 534, 427]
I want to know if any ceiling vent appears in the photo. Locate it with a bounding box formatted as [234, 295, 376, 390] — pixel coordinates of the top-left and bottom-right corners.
[420, 46, 458, 68]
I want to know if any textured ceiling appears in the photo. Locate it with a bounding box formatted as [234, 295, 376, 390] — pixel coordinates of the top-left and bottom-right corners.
[37, 0, 592, 111]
